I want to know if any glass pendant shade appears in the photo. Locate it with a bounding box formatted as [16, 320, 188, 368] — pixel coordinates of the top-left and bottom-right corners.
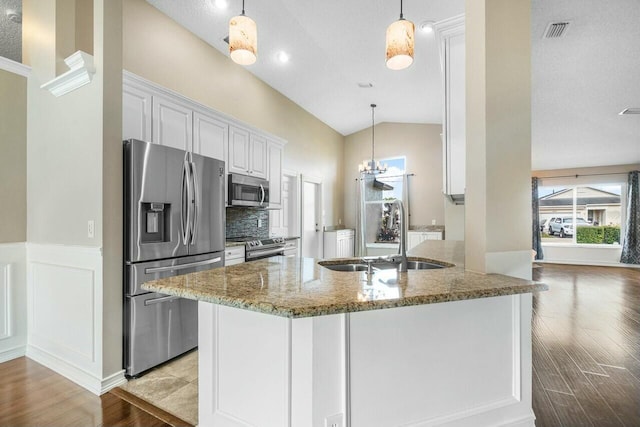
[229, 14, 257, 65]
[386, 18, 414, 70]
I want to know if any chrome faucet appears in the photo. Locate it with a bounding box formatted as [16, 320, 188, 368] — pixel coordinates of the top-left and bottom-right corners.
[389, 199, 408, 272]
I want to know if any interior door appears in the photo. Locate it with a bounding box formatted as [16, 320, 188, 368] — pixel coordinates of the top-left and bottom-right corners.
[301, 178, 322, 258]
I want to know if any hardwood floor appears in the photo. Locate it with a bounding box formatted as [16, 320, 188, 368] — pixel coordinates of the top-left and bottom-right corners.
[532, 263, 640, 427]
[0, 357, 171, 427]
[1, 263, 638, 426]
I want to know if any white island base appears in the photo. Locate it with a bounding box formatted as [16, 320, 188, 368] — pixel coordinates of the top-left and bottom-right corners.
[197, 294, 534, 427]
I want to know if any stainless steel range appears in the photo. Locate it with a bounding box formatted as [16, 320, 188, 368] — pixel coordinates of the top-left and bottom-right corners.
[226, 237, 286, 261]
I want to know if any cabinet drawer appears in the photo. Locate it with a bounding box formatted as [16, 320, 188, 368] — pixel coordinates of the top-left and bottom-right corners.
[225, 246, 245, 262]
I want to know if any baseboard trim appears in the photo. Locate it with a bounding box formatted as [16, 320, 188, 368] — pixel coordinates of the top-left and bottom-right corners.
[0, 345, 26, 364]
[101, 369, 128, 394]
[27, 344, 104, 395]
[496, 414, 536, 427]
[537, 260, 640, 269]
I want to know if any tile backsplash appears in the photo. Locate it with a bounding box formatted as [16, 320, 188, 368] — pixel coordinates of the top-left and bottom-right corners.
[226, 207, 269, 239]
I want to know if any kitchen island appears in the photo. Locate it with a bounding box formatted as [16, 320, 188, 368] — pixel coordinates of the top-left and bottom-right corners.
[143, 241, 546, 427]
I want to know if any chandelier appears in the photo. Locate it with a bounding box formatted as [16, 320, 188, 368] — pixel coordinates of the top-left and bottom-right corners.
[359, 104, 387, 175]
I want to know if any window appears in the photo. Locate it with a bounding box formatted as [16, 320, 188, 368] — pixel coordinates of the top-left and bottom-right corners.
[362, 157, 406, 245]
[539, 184, 623, 245]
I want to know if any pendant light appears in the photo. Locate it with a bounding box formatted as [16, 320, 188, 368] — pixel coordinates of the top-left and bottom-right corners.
[359, 104, 388, 175]
[229, 0, 257, 65]
[385, 0, 415, 70]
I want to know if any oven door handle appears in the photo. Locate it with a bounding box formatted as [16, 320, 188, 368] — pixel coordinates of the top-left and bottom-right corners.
[260, 184, 265, 206]
[246, 247, 285, 260]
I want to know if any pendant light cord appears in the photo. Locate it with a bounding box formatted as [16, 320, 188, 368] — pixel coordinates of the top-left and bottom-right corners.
[241, 0, 245, 15]
[399, 0, 404, 19]
[371, 104, 376, 164]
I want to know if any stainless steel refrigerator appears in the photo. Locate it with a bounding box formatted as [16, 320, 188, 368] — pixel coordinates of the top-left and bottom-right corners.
[124, 139, 225, 377]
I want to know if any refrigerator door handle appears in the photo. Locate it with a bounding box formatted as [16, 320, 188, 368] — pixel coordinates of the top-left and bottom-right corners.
[144, 257, 222, 274]
[181, 154, 192, 245]
[144, 295, 180, 306]
[190, 160, 199, 245]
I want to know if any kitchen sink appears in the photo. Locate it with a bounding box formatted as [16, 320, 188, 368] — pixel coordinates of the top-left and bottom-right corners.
[321, 263, 369, 272]
[318, 258, 450, 272]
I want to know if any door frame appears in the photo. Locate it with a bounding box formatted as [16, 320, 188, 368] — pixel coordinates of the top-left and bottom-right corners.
[300, 175, 323, 258]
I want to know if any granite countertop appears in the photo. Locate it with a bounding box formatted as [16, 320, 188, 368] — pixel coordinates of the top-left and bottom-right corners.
[225, 241, 246, 247]
[409, 225, 445, 232]
[143, 240, 547, 319]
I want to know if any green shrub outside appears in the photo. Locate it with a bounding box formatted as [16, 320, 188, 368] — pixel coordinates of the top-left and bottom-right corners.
[576, 226, 621, 244]
[603, 226, 621, 244]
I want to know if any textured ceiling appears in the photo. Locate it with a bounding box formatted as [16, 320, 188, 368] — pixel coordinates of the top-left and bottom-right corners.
[0, 0, 21, 62]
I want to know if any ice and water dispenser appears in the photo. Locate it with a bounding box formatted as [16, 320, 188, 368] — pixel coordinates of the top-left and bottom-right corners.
[140, 202, 170, 243]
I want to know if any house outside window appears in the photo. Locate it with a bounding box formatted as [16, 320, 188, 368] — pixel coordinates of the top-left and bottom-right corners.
[539, 184, 623, 245]
[363, 157, 406, 244]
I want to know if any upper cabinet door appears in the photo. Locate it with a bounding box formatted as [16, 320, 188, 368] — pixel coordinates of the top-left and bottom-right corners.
[193, 111, 227, 161]
[228, 125, 250, 175]
[249, 134, 267, 179]
[152, 95, 193, 152]
[267, 140, 283, 207]
[123, 85, 152, 141]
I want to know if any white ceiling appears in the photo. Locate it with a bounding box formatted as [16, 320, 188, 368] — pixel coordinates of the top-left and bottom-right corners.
[146, 0, 640, 171]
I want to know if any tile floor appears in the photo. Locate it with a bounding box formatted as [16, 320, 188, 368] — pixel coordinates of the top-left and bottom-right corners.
[120, 350, 199, 425]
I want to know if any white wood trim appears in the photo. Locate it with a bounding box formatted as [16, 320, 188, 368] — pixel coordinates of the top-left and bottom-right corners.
[100, 369, 127, 394]
[123, 70, 287, 146]
[0, 56, 31, 77]
[0, 243, 27, 363]
[0, 345, 26, 363]
[26, 243, 104, 395]
[41, 51, 95, 97]
[0, 263, 10, 340]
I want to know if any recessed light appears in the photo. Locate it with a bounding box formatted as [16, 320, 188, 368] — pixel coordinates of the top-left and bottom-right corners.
[276, 51, 290, 63]
[619, 108, 640, 115]
[419, 21, 435, 34]
[214, 0, 228, 10]
[6, 9, 22, 24]
[357, 82, 374, 88]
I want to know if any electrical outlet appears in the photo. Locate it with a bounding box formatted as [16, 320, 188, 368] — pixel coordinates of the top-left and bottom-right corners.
[88, 220, 95, 238]
[324, 413, 344, 427]
[338, 218, 342, 225]
[257, 218, 263, 227]
[432, 219, 436, 225]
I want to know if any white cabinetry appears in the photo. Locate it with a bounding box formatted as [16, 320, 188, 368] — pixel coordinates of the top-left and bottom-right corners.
[227, 126, 267, 179]
[283, 239, 299, 257]
[152, 95, 193, 152]
[123, 71, 286, 208]
[123, 85, 151, 142]
[224, 246, 245, 266]
[194, 111, 227, 161]
[323, 229, 355, 259]
[267, 140, 283, 208]
[407, 231, 443, 251]
[435, 15, 465, 197]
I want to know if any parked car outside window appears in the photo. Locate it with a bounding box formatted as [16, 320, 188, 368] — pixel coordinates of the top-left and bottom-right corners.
[548, 217, 591, 238]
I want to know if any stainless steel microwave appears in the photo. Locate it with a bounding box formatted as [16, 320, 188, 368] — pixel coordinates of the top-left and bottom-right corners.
[228, 173, 270, 207]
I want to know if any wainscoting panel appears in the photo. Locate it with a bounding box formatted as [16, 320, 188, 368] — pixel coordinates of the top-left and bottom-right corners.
[0, 243, 27, 363]
[25, 243, 121, 395]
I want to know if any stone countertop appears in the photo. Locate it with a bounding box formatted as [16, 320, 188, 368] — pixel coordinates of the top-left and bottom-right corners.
[143, 240, 547, 319]
[225, 241, 246, 248]
[409, 225, 445, 232]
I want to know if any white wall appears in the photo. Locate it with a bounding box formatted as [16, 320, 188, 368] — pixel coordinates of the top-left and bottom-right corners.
[343, 122, 444, 229]
[22, 0, 125, 392]
[0, 67, 28, 362]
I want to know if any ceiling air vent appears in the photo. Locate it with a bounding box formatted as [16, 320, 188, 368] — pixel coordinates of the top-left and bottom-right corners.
[619, 108, 640, 115]
[543, 21, 570, 39]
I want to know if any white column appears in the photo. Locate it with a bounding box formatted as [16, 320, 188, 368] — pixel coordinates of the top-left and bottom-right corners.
[465, 0, 533, 279]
